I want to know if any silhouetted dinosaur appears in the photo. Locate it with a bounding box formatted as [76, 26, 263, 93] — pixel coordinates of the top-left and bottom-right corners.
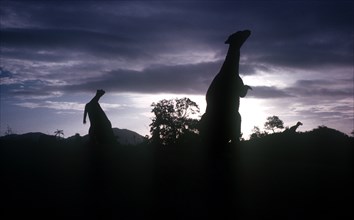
[83, 89, 116, 144]
[200, 30, 252, 145]
[288, 121, 303, 133]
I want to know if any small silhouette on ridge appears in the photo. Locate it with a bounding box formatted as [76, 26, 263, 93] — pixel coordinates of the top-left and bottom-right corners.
[286, 121, 303, 133]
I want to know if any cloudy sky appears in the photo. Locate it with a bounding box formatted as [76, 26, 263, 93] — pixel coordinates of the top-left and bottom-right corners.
[1, 0, 353, 138]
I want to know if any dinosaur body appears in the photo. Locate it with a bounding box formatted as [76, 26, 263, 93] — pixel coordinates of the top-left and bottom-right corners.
[200, 30, 252, 145]
[288, 122, 303, 133]
[83, 90, 116, 144]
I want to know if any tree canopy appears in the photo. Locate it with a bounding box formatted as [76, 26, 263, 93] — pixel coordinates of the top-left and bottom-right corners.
[149, 97, 200, 145]
[264, 116, 284, 133]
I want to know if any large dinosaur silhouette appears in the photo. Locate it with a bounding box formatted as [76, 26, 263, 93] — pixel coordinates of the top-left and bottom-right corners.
[200, 30, 252, 145]
[83, 89, 116, 144]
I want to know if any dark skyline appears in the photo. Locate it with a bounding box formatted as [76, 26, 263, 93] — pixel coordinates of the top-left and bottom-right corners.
[1, 0, 353, 137]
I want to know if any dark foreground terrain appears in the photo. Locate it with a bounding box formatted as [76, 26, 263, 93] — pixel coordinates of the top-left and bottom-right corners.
[1, 126, 352, 219]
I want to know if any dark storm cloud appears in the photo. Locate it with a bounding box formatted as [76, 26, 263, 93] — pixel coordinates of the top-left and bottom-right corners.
[287, 78, 354, 98]
[0, 68, 13, 78]
[240, 1, 353, 70]
[0, 0, 353, 96]
[291, 105, 353, 122]
[3, 0, 351, 64]
[64, 62, 221, 95]
[247, 77, 353, 99]
[1, 0, 353, 137]
[247, 86, 293, 99]
[1, 28, 143, 60]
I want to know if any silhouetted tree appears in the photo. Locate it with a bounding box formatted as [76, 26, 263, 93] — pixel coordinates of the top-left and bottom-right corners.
[5, 125, 13, 135]
[150, 97, 200, 145]
[264, 116, 284, 133]
[250, 126, 268, 139]
[54, 129, 64, 139]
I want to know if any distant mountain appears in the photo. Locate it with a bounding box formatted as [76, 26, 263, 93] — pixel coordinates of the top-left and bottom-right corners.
[0, 132, 53, 142]
[112, 128, 145, 145]
[1, 128, 145, 146]
[78, 127, 145, 145]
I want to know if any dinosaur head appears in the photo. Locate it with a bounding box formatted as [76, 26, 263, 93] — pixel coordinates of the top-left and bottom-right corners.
[96, 89, 106, 97]
[225, 30, 251, 45]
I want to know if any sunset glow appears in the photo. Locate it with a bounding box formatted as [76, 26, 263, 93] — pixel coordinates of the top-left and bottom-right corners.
[1, 0, 353, 138]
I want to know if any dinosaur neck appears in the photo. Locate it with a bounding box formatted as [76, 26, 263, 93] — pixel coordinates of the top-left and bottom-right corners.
[220, 44, 240, 76]
[91, 94, 101, 103]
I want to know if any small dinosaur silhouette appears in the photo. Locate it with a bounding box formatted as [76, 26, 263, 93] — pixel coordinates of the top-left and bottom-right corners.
[83, 89, 116, 144]
[288, 121, 303, 133]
